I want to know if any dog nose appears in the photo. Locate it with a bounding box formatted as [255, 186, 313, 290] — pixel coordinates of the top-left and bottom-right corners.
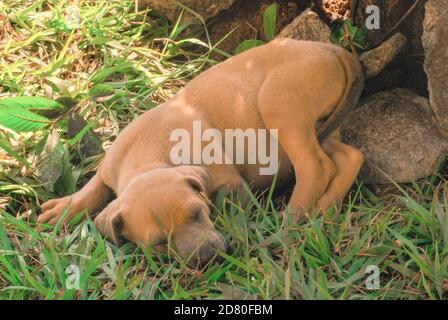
[194, 232, 227, 266]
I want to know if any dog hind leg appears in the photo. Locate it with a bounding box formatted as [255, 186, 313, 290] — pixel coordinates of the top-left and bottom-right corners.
[257, 76, 337, 220]
[317, 131, 364, 211]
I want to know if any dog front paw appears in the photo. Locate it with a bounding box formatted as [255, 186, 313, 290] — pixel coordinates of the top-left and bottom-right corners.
[38, 196, 83, 225]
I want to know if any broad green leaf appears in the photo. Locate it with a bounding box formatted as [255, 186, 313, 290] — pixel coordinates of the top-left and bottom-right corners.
[234, 39, 265, 55]
[0, 105, 50, 132]
[263, 3, 277, 41]
[0, 96, 64, 112]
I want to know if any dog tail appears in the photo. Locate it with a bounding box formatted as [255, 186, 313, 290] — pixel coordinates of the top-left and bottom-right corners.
[317, 48, 364, 142]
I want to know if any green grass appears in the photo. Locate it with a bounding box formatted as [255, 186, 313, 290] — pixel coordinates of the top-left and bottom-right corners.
[1, 0, 448, 300]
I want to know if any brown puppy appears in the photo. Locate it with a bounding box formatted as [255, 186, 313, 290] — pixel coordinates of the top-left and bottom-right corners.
[38, 39, 364, 266]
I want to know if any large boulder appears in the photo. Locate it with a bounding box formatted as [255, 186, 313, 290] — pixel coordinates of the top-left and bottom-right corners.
[140, 0, 236, 24]
[342, 88, 447, 184]
[422, 0, 448, 138]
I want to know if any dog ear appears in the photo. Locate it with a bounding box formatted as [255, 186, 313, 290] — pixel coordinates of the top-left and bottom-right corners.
[94, 199, 123, 245]
[177, 165, 211, 196]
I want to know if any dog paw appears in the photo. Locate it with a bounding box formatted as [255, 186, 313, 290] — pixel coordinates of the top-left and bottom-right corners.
[38, 196, 82, 225]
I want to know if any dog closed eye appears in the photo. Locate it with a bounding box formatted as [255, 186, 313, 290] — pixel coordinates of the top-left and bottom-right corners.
[190, 208, 201, 221]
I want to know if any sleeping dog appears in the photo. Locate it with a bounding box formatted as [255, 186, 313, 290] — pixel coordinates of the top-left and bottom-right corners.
[38, 39, 364, 266]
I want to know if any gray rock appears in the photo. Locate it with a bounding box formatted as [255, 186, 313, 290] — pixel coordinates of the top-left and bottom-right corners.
[360, 33, 407, 78]
[141, 0, 236, 24]
[342, 88, 447, 184]
[277, 9, 330, 42]
[422, 0, 448, 138]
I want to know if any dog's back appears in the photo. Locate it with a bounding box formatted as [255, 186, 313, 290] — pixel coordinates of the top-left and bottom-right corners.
[177, 39, 363, 137]
[161, 39, 364, 186]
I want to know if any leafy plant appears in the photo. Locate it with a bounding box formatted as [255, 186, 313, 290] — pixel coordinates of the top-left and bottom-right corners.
[234, 3, 278, 55]
[330, 19, 368, 52]
[0, 97, 64, 132]
[263, 3, 277, 41]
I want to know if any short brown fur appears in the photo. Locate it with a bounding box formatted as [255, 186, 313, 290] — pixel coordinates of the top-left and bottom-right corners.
[39, 39, 364, 266]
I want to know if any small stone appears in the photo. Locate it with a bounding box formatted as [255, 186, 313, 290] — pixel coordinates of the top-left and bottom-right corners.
[342, 88, 447, 184]
[277, 9, 331, 42]
[360, 33, 407, 78]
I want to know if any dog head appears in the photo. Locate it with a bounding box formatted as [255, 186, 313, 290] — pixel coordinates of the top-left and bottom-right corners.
[94, 165, 226, 267]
